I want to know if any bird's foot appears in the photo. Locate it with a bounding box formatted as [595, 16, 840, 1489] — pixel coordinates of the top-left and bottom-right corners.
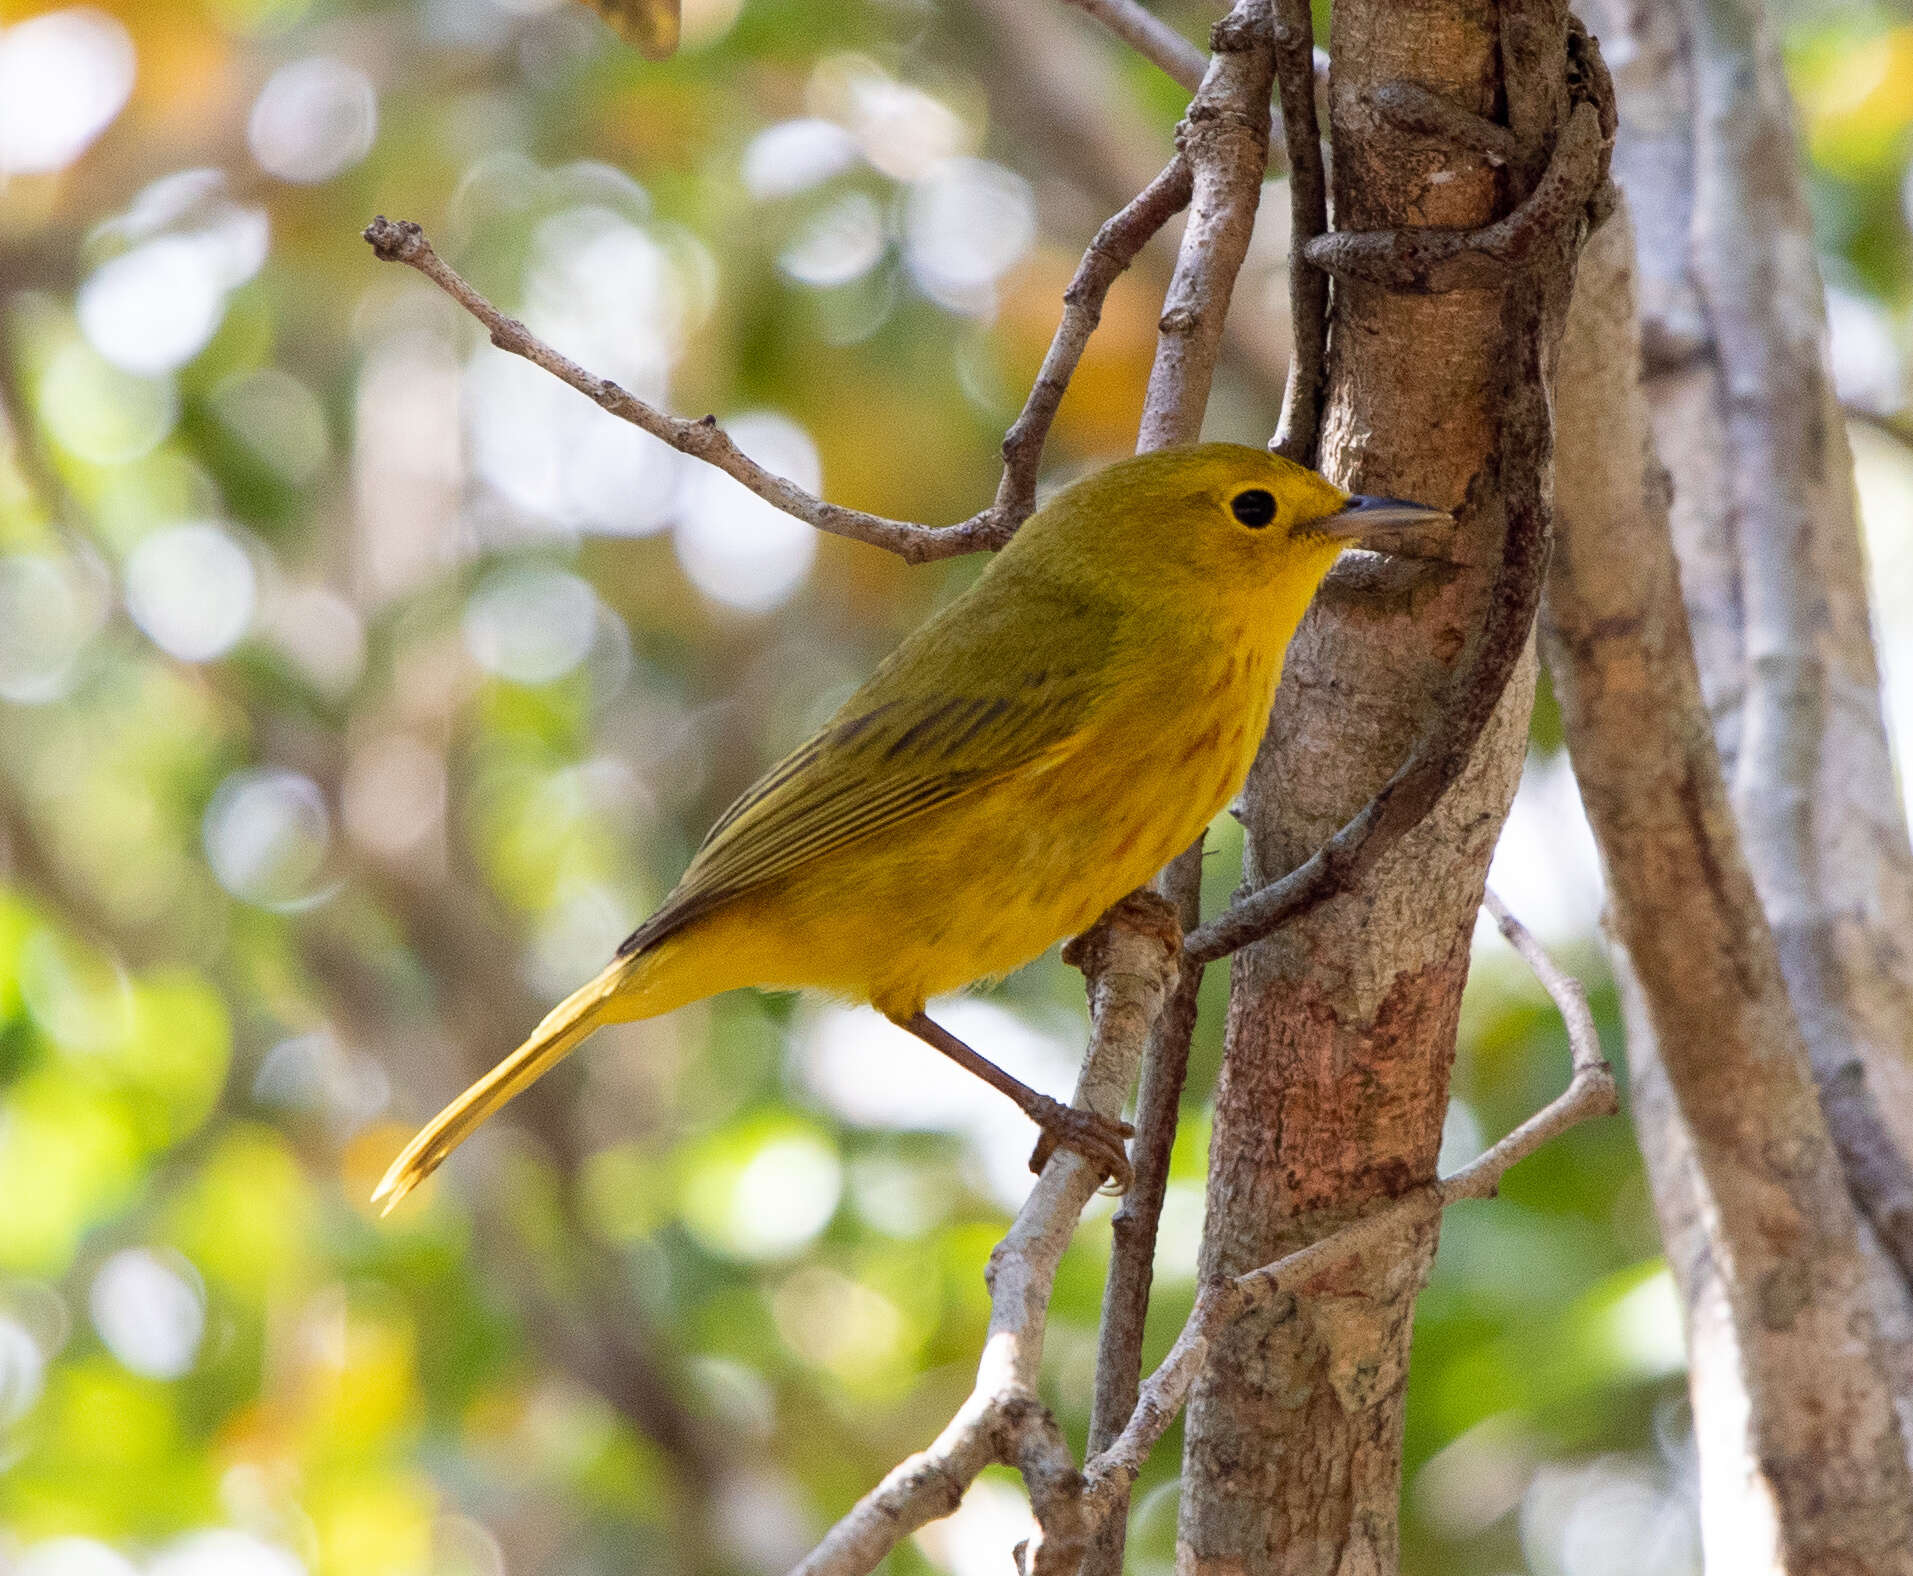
[1026, 1096, 1134, 1192]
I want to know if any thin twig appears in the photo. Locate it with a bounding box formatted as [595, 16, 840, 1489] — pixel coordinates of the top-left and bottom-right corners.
[363, 184, 1188, 565]
[1059, 0, 1208, 92]
[1269, 0, 1329, 465]
[789, 895, 1181, 1576]
[1082, 889, 1618, 1515]
[364, 217, 977, 561]
[1058, 0, 1312, 160]
[994, 158, 1193, 521]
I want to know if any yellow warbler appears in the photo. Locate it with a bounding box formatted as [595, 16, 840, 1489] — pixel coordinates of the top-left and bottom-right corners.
[376, 444, 1445, 1210]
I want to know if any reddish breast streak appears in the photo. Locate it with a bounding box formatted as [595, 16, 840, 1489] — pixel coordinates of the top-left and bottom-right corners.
[1176, 719, 1225, 769]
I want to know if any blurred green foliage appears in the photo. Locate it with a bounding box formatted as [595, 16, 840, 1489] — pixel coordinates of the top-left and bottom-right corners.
[0, 1, 1907, 1575]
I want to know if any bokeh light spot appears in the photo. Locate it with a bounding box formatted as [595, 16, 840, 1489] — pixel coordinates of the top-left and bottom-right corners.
[37, 340, 178, 466]
[0, 1316, 47, 1424]
[124, 523, 256, 663]
[801, 997, 1081, 1208]
[780, 191, 886, 288]
[771, 1265, 909, 1385]
[16, 1543, 138, 1576]
[253, 1031, 390, 1134]
[565, 419, 681, 536]
[1520, 1456, 1698, 1576]
[79, 239, 229, 376]
[89, 1248, 204, 1380]
[148, 1531, 305, 1576]
[810, 58, 970, 182]
[210, 367, 330, 483]
[905, 158, 1036, 316]
[462, 562, 599, 684]
[0, 9, 134, 176]
[743, 118, 859, 198]
[681, 1123, 843, 1261]
[18, 928, 133, 1055]
[343, 733, 447, 858]
[914, 1478, 1037, 1576]
[1599, 1266, 1686, 1379]
[263, 583, 365, 696]
[248, 57, 377, 183]
[674, 412, 819, 612]
[0, 554, 104, 703]
[202, 767, 332, 909]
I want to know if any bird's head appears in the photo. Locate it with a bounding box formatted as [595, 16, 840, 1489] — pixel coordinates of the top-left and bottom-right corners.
[1013, 442, 1451, 612]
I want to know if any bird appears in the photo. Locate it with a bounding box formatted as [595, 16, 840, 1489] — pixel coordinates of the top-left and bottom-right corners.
[374, 443, 1447, 1212]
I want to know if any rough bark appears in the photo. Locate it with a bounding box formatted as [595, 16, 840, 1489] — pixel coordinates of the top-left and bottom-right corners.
[1176, 3, 1580, 1568]
[1545, 205, 1913, 1573]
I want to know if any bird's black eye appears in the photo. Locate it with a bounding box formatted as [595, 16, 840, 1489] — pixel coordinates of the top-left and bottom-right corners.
[1231, 488, 1277, 528]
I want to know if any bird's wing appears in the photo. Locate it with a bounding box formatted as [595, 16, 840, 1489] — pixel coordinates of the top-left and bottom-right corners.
[617, 582, 1117, 958]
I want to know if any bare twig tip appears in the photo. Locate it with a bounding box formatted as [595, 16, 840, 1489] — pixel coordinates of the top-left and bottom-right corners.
[363, 215, 425, 262]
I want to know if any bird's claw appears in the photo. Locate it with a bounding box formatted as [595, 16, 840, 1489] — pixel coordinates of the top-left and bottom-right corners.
[1027, 1096, 1134, 1193]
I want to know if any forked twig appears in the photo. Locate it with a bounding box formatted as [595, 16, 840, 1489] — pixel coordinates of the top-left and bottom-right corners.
[362, 162, 1190, 566]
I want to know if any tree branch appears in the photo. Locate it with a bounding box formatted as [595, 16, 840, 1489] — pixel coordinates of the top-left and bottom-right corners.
[1058, 0, 1208, 94]
[1546, 194, 1913, 1567]
[1368, 78, 1524, 166]
[1078, 839, 1205, 1576]
[1136, 0, 1276, 449]
[1268, 0, 1329, 464]
[362, 177, 1189, 565]
[781, 877, 1616, 1575]
[797, 5, 1280, 1561]
[1679, 0, 1913, 1296]
[993, 157, 1193, 521]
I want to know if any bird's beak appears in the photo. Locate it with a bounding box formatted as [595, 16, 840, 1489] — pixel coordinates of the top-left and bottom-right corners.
[1318, 495, 1453, 540]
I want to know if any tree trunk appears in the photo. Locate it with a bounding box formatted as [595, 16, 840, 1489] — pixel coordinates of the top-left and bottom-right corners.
[1605, 0, 1913, 1267]
[1175, 2, 1576, 1568]
[1546, 194, 1913, 1573]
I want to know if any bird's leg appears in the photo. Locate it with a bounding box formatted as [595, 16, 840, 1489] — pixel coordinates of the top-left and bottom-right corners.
[892, 1010, 1133, 1190]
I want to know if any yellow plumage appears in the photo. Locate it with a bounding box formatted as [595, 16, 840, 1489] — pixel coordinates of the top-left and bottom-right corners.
[375, 443, 1445, 1210]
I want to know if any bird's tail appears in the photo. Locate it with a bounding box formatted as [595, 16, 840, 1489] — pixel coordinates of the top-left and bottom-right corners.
[373, 956, 636, 1215]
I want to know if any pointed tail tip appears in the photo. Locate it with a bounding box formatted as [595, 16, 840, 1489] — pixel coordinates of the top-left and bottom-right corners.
[371, 1161, 412, 1215]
